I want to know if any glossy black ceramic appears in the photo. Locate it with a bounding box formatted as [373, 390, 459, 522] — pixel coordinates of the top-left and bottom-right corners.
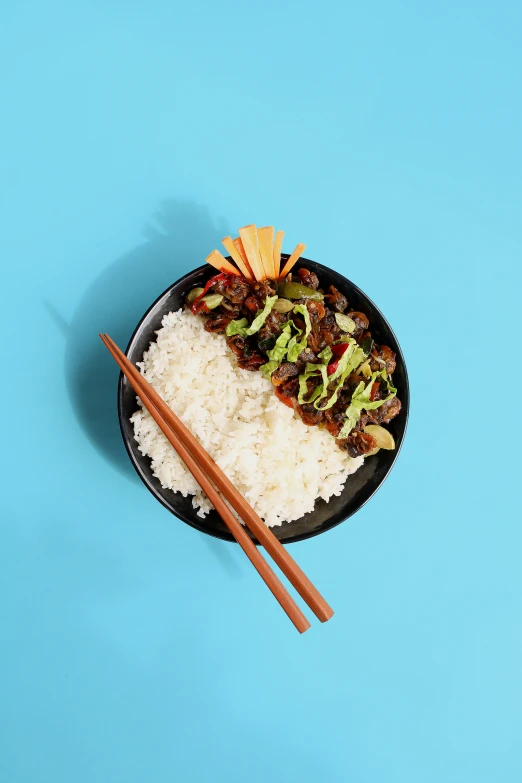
[118, 256, 409, 544]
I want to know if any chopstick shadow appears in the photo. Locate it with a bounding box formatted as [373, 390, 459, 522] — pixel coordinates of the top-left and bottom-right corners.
[45, 199, 228, 483]
[201, 534, 244, 580]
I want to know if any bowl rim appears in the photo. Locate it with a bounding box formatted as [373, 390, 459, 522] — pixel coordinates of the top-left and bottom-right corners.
[117, 257, 409, 544]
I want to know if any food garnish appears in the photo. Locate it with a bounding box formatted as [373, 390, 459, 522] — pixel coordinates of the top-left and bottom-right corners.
[187, 226, 402, 457]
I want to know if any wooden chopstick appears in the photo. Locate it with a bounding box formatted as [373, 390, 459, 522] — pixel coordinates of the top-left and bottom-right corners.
[103, 333, 334, 624]
[101, 334, 311, 633]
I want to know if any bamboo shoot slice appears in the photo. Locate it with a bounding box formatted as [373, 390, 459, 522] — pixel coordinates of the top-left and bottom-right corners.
[205, 249, 240, 276]
[279, 243, 306, 278]
[238, 224, 265, 280]
[273, 230, 284, 278]
[221, 236, 253, 279]
[257, 226, 275, 279]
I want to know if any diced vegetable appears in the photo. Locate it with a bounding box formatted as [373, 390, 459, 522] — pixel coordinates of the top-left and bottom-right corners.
[277, 282, 324, 301]
[187, 287, 204, 304]
[335, 313, 356, 333]
[273, 298, 295, 313]
[202, 294, 224, 310]
[363, 425, 395, 450]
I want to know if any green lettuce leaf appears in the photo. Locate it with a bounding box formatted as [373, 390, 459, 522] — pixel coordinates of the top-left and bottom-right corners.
[314, 340, 367, 411]
[259, 360, 280, 380]
[337, 406, 361, 439]
[266, 321, 293, 362]
[336, 371, 398, 439]
[287, 304, 312, 362]
[225, 296, 278, 337]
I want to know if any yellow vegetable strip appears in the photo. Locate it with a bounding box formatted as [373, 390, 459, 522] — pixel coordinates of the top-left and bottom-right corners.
[239, 224, 265, 280]
[232, 237, 254, 278]
[279, 243, 306, 278]
[206, 249, 240, 276]
[257, 226, 275, 279]
[273, 230, 284, 279]
[222, 236, 253, 279]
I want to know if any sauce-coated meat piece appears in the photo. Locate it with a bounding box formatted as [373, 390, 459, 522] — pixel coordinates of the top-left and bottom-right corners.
[226, 334, 245, 356]
[366, 396, 402, 425]
[296, 403, 325, 426]
[271, 362, 299, 386]
[204, 314, 233, 333]
[244, 295, 262, 312]
[306, 300, 326, 323]
[296, 347, 318, 367]
[337, 430, 377, 457]
[370, 345, 396, 374]
[279, 377, 299, 397]
[238, 352, 267, 371]
[347, 311, 369, 336]
[325, 406, 345, 437]
[297, 267, 320, 290]
[225, 277, 251, 304]
[325, 285, 348, 313]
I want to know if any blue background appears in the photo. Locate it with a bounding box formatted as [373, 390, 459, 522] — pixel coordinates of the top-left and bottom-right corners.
[2, 2, 521, 781]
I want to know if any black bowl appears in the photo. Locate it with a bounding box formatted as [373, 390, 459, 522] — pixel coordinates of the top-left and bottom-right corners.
[118, 256, 409, 544]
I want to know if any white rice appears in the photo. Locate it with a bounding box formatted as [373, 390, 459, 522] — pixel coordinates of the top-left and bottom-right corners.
[131, 309, 363, 527]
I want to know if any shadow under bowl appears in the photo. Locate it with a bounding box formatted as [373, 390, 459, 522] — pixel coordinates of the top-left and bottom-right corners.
[118, 257, 409, 544]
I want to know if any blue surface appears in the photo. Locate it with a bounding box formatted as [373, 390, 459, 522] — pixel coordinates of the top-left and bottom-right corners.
[1, 2, 521, 781]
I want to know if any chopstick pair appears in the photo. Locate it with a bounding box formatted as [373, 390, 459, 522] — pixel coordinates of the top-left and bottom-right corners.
[100, 334, 334, 633]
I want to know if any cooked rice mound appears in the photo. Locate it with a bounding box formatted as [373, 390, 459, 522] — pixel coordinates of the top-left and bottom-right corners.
[131, 309, 363, 527]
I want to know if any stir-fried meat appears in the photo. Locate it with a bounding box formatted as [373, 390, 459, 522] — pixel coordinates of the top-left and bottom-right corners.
[204, 314, 233, 333]
[189, 265, 402, 453]
[279, 377, 299, 397]
[296, 403, 325, 427]
[238, 352, 267, 371]
[211, 276, 233, 295]
[271, 362, 299, 386]
[224, 277, 251, 304]
[244, 295, 262, 312]
[370, 344, 396, 374]
[356, 329, 371, 346]
[338, 431, 377, 457]
[347, 311, 369, 336]
[307, 329, 327, 353]
[306, 300, 326, 323]
[296, 347, 318, 367]
[325, 285, 348, 313]
[253, 280, 276, 299]
[325, 406, 345, 437]
[297, 268, 320, 289]
[353, 412, 370, 432]
[220, 300, 243, 318]
[226, 334, 245, 356]
[367, 396, 401, 425]
[319, 307, 341, 345]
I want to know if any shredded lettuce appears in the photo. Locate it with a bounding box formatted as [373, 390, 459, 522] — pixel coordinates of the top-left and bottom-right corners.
[287, 304, 312, 362]
[314, 340, 366, 411]
[225, 296, 278, 337]
[259, 360, 280, 380]
[337, 371, 398, 439]
[337, 407, 360, 439]
[267, 321, 293, 363]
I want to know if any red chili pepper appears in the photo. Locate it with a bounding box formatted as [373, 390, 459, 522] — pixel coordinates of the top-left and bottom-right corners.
[191, 273, 230, 314]
[331, 342, 349, 357]
[369, 381, 380, 401]
[327, 360, 339, 376]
